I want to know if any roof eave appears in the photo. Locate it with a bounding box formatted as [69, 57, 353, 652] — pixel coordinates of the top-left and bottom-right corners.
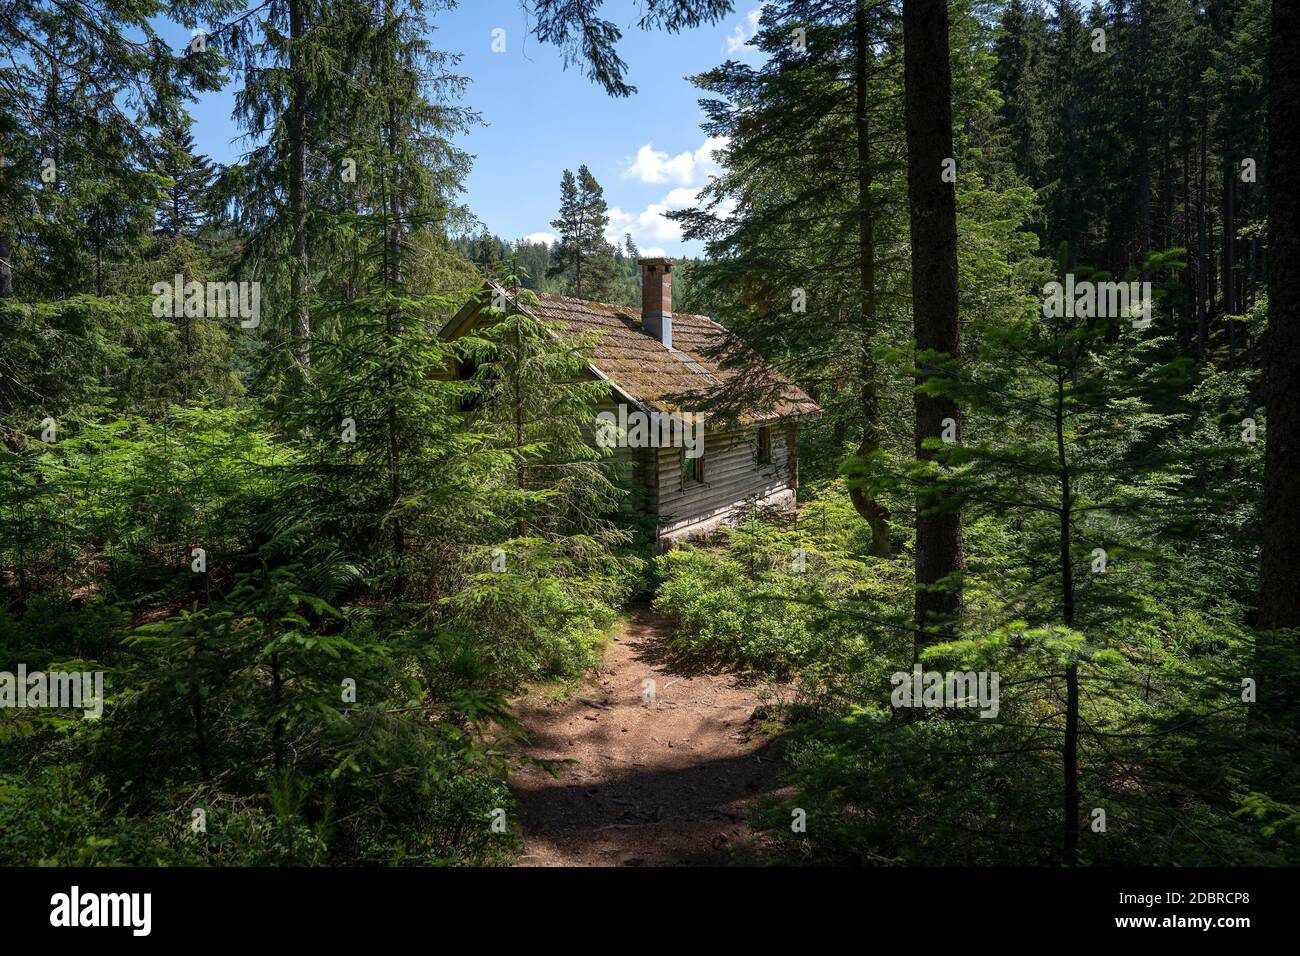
[751, 407, 824, 426]
[445, 281, 650, 414]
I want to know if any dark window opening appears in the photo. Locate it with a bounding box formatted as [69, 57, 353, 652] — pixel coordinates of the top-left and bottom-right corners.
[681, 447, 703, 486]
[456, 355, 481, 412]
[457, 350, 501, 412]
[757, 426, 772, 465]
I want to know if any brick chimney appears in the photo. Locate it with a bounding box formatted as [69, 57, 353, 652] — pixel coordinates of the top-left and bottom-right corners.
[639, 257, 672, 349]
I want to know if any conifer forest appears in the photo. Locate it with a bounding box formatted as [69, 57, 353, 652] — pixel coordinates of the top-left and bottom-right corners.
[0, 0, 1297, 929]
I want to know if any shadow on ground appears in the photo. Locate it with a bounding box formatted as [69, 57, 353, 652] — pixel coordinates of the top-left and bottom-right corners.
[509, 610, 791, 866]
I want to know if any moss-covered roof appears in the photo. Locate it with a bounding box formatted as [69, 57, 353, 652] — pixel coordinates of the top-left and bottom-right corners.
[447, 283, 821, 426]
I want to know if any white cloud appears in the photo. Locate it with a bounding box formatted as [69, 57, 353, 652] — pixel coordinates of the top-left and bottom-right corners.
[565, 135, 730, 255]
[725, 6, 764, 54]
[691, 135, 727, 182]
[606, 207, 636, 240]
[624, 143, 696, 185]
[521, 231, 557, 245]
[663, 187, 701, 208]
[605, 203, 682, 247]
[636, 204, 682, 244]
[639, 247, 667, 258]
[622, 135, 728, 187]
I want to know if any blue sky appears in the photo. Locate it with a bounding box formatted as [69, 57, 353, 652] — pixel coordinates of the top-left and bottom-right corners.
[178, 1, 767, 257]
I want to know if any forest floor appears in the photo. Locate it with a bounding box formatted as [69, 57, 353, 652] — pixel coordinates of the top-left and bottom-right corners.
[507, 609, 788, 866]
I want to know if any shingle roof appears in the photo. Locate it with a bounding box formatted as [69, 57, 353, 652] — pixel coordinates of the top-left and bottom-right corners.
[457, 284, 821, 426]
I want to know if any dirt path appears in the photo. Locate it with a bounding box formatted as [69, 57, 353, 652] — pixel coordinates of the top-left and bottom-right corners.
[508, 609, 784, 866]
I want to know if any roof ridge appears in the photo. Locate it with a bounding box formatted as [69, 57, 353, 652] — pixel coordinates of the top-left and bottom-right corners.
[534, 289, 716, 323]
[459, 282, 822, 422]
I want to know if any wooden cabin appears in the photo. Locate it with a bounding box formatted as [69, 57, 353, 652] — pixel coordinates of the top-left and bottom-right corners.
[440, 258, 822, 544]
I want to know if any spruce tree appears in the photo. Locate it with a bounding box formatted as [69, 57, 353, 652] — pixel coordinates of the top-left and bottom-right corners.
[914, 248, 1262, 863]
[446, 291, 640, 680]
[671, 0, 909, 557]
[993, 0, 1049, 198]
[154, 118, 218, 239]
[0, 0, 223, 297]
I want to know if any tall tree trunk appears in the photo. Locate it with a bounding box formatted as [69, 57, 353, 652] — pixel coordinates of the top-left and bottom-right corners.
[0, 152, 12, 297]
[903, 0, 964, 649]
[1063, 657, 1079, 863]
[575, 232, 583, 298]
[1161, 96, 1173, 255]
[1197, 96, 1209, 364]
[289, 0, 310, 375]
[1208, 225, 1218, 334]
[1258, 0, 1300, 715]
[182, 266, 193, 403]
[850, 0, 891, 558]
[1136, 0, 1151, 277]
[1224, 162, 1236, 367]
[1180, 66, 1192, 351]
[1242, 231, 1253, 306]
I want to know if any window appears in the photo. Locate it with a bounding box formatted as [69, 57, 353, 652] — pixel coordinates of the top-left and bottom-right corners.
[756, 426, 772, 465]
[455, 356, 481, 412]
[681, 446, 703, 485]
[456, 351, 499, 412]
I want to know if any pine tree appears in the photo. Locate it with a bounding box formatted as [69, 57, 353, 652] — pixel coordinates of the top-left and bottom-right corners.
[473, 230, 502, 275]
[226, 0, 334, 379]
[547, 165, 615, 299]
[1039, 1, 1092, 269]
[673, 0, 1034, 567]
[264, 0, 475, 578]
[154, 119, 218, 239]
